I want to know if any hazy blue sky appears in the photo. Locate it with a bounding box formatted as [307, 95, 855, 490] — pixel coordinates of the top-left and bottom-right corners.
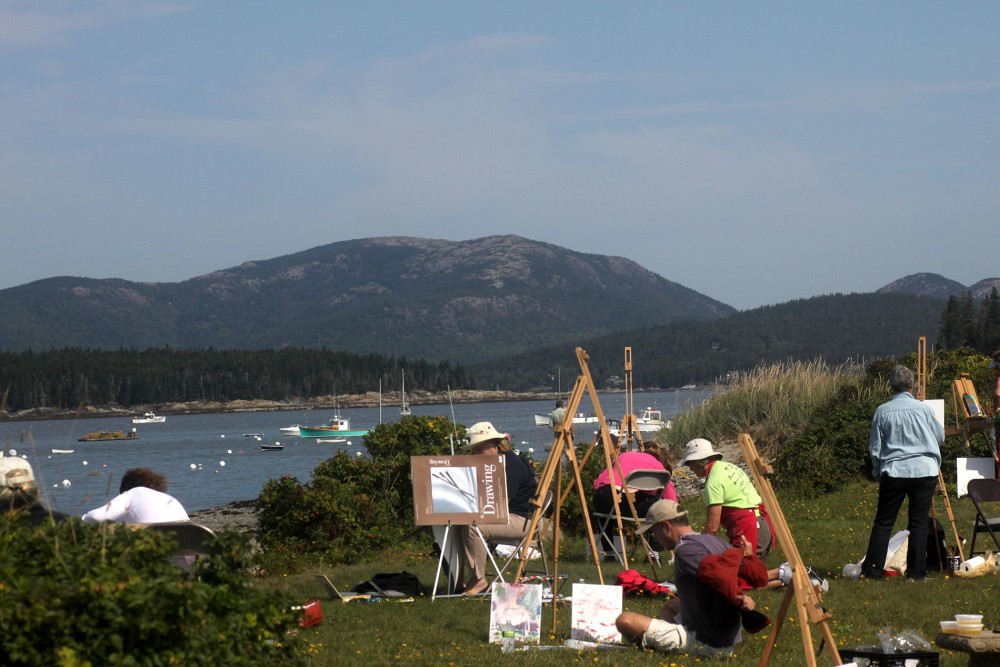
[2, 2, 997, 309]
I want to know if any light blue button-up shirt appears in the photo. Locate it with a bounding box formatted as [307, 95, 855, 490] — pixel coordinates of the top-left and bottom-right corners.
[869, 391, 944, 478]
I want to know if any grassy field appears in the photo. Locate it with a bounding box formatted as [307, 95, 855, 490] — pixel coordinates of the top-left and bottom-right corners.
[261, 478, 998, 666]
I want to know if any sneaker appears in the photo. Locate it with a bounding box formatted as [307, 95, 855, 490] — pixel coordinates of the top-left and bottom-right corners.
[805, 566, 829, 594]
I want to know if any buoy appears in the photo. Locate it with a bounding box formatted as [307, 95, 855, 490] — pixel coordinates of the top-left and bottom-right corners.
[82, 461, 88, 466]
[220, 435, 226, 438]
[227, 449, 233, 454]
[190, 463, 197, 470]
[62, 479, 71, 487]
[219, 461, 226, 467]
[8, 449, 16, 456]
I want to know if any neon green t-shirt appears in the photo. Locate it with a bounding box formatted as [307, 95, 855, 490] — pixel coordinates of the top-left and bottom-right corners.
[704, 460, 762, 509]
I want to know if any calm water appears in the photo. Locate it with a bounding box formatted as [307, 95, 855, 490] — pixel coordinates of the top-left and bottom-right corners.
[0, 390, 709, 516]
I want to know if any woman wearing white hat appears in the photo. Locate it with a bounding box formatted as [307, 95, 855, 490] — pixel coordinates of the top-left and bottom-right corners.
[457, 421, 538, 595]
[680, 438, 774, 564]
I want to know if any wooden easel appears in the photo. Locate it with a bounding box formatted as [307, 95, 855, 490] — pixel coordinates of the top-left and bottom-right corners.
[512, 347, 652, 634]
[916, 336, 966, 561]
[738, 433, 842, 667]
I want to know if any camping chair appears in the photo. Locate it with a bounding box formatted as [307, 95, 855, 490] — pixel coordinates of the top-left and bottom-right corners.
[967, 478, 1000, 556]
[592, 468, 672, 566]
[492, 490, 555, 583]
[146, 521, 220, 575]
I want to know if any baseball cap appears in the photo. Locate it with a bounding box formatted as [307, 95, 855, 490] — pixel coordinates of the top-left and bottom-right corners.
[0, 456, 36, 494]
[636, 499, 687, 534]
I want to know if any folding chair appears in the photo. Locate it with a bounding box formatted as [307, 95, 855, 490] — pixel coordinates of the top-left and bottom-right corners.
[967, 478, 1000, 556]
[591, 468, 672, 565]
[146, 521, 220, 575]
[493, 490, 555, 582]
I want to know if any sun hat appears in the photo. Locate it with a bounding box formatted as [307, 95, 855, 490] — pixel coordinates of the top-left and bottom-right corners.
[463, 421, 506, 450]
[679, 438, 723, 467]
[636, 499, 688, 534]
[0, 456, 36, 494]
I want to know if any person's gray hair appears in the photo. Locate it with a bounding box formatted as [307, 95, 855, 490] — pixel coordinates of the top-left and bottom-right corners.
[889, 365, 915, 393]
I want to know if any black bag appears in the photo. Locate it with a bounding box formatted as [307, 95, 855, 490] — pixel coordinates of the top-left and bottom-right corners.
[351, 571, 426, 598]
[926, 516, 947, 570]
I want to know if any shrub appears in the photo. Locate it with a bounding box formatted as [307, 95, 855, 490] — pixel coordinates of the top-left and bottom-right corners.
[256, 416, 463, 568]
[0, 515, 307, 666]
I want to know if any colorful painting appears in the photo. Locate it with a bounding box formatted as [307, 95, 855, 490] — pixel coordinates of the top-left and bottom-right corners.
[488, 582, 542, 644]
[570, 583, 622, 644]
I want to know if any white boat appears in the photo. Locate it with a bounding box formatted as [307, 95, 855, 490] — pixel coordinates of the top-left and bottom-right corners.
[316, 437, 349, 444]
[400, 371, 411, 417]
[51, 448, 75, 454]
[132, 412, 166, 424]
[280, 424, 302, 435]
[636, 407, 670, 433]
[533, 412, 600, 427]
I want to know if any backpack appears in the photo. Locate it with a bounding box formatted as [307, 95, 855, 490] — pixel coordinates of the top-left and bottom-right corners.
[352, 571, 427, 598]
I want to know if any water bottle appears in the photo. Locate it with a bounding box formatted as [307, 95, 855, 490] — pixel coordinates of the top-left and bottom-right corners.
[842, 563, 861, 579]
[500, 630, 515, 654]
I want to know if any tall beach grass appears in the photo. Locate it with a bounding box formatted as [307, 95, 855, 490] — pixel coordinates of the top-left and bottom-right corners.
[663, 359, 884, 458]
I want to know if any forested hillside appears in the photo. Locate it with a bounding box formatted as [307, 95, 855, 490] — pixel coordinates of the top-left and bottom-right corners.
[469, 293, 947, 390]
[0, 348, 468, 414]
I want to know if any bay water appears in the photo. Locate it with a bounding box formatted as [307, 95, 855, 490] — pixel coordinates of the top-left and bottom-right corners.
[1, 389, 709, 517]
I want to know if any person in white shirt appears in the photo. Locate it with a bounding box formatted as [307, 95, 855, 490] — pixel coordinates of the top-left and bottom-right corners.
[82, 467, 189, 524]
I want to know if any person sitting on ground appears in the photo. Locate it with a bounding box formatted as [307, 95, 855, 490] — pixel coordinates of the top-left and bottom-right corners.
[82, 467, 189, 524]
[456, 421, 538, 596]
[616, 499, 767, 657]
[549, 400, 566, 429]
[0, 456, 70, 525]
[592, 444, 677, 559]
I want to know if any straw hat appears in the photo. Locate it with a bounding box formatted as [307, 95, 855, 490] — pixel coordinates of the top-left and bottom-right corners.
[463, 421, 505, 450]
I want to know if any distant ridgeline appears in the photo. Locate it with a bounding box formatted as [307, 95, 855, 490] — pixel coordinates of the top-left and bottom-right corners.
[0, 348, 469, 414]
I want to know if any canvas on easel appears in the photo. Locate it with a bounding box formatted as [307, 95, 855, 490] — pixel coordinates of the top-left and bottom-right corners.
[411, 455, 509, 526]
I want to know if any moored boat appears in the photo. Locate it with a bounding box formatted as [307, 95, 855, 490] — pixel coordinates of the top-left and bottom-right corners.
[132, 412, 166, 424]
[297, 414, 369, 439]
[636, 407, 670, 433]
[279, 424, 302, 435]
[51, 448, 75, 454]
[260, 443, 284, 451]
[533, 412, 600, 426]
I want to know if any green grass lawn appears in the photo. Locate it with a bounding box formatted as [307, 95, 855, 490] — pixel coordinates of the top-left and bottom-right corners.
[262, 479, 999, 666]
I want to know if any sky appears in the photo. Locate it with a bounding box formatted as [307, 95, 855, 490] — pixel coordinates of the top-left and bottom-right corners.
[1, 2, 998, 310]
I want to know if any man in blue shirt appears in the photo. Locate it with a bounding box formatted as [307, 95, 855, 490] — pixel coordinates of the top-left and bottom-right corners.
[861, 365, 944, 580]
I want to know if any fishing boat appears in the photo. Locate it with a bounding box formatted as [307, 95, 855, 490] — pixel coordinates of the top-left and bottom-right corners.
[297, 414, 369, 439]
[260, 443, 284, 451]
[636, 407, 670, 433]
[279, 424, 302, 435]
[132, 412, 166, 424]
[78, 429, 139, 442]
[533, 412, 599, 427]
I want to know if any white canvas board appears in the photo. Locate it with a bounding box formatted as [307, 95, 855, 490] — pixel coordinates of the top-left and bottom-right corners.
[922, 399, 945, 428]
[957, 458, 995, 497]
[570, 583, 623, 644]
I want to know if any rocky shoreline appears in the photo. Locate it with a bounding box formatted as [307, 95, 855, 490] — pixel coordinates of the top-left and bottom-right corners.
[2, 389, 570, 422]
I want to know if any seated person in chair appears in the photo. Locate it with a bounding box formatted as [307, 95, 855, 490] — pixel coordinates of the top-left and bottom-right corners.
[617, 500, 768, 657]
[456, 421, 538, 596]
[83, 467, 189, 524]
[592, 444, 676, 558]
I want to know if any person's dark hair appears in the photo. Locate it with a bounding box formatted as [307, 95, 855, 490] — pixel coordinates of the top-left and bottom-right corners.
[555, 400, 564, 408]
[889, 365, 915, 394]
[667, 513, 690, 528]
[644, 443, 674, 473]
[119, 468, 168, 494]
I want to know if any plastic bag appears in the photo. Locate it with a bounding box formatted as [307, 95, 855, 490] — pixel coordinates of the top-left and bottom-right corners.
[876, 627, 930, 654]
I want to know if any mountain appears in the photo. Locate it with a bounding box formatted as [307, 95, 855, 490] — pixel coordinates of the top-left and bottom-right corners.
[471, 292, 947, 390]
[877, 272, 1000, 300]
[0, 236, 735, 362]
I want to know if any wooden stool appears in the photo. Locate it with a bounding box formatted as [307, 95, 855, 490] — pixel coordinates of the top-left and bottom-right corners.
[936, 631, 1000, 667]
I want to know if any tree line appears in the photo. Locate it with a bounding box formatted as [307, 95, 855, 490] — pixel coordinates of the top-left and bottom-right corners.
[937, 287, 1000, 354]
[0, 347, 470, 413]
